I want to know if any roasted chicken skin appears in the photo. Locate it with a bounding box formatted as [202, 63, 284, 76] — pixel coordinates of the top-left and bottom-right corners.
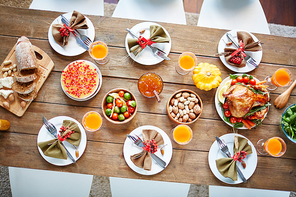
[223, 84, 270, 118]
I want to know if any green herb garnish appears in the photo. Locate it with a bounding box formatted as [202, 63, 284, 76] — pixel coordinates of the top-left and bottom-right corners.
[236, 82, 267, 95]
[281, 105, 296, 140]
[243, 103, 271, 118]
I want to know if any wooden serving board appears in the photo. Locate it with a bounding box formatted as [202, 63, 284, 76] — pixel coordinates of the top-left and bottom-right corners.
[0, 43, 54, 117]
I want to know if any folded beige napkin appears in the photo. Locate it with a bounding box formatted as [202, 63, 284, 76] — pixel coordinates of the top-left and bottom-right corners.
[38, 120, 81, 160]
[127, 25, 170, 56]
[224, 31, 262, 67]
[130, 129, 164, 171]
[215, 136, 252, 181]
[52, 10, 88, 46]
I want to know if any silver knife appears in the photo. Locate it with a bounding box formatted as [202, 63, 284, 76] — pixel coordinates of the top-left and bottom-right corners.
[126, 28, 170, 60]
[215, 136, 247, 183]
[61, 16, 89, 51]
[42, 117, 76, 163]
[127, 135, 166, 168]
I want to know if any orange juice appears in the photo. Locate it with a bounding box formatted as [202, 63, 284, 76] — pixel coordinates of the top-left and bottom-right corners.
[264, 137, 286, 157]
[179, 55, 195, 70]
[173, 125, 193, 145]
[91, 44, 107, 59]
[83, 111, 102, 132]
[271, 68, 292, 87]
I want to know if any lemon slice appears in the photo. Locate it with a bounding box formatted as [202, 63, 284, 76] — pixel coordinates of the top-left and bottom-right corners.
[217, 80, 231, 103]
[218, 86, 228, 103]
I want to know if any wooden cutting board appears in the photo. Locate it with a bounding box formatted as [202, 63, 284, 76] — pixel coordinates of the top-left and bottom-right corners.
[0, 43, 54, 117]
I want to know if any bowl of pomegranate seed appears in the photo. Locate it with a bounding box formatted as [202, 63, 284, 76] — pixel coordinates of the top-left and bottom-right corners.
[61, 60, 102, 101]
[102, 88, 137, 124]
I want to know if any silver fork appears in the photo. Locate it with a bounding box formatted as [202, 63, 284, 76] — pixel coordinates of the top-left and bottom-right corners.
[43, 117, 76, 163]
[226, 33, 258, 68]
[215, 136, 247, 183]
[60, 15, 93, 47]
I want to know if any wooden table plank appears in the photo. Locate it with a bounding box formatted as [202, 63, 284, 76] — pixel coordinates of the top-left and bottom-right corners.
[0, 132, 295, 191]
[0, 6, 295, 66]
[1, 102, 296, 159]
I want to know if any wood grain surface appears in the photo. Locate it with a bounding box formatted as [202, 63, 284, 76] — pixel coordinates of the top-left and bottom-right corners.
[0, 5, 295, 191]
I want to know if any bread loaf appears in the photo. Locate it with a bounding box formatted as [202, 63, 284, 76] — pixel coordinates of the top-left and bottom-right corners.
[15, 36, 38, 71]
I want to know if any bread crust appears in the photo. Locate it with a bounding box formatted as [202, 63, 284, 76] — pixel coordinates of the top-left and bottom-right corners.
[15, 36, 38, 71]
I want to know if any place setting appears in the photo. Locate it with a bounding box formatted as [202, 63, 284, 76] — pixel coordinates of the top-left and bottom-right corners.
[217, 30, 263, 73]
[208, 133, 257, 184]
[123, 125, 173, 175]
[125, 22, 171, 65]
[48, 11, 95, 56]
[37, 116, 87, 166]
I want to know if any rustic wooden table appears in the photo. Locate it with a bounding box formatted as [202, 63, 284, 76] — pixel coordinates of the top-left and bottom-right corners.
[0, 5, 295, 191]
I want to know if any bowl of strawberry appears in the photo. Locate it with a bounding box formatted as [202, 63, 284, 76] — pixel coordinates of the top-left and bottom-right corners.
[216, 74, 270, 129]
[102, 88, 137, 124]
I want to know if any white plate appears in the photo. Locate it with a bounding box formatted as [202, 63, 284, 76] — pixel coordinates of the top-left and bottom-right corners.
[48, 12, 95, 56]
[123, 125, 173, 175]
[125, 22, 171, 65]
[218, 30, 262, 73]
[215, 74, 268, 129]
[208, 133, 257, 184]
[37, 116, 87, 166]
[60, 60, 102, 101]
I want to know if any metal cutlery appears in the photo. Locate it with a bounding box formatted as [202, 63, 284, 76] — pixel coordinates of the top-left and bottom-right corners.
[127, 134, 166, 168]
[215, 136, 247, 183]
[126, 28, 170, 60]
[42, 117, 76, 163]
[60, 15, 91, 50]
[226, 33, 258, 68]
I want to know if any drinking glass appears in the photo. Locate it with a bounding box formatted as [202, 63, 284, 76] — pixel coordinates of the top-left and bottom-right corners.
[89, 41, 109, 65]
[256, 137, 286, 157]
[171, 125, 193, 145]
[138, 72, 163, 102]
[82, 111, 103, 132]
[265, 68, 293, 91]
[175, 52, 197, 75]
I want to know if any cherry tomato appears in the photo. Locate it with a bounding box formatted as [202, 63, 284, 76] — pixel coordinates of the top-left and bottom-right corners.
[236, 76, 243, 83]
[243, 76, 249, 84]
[223, 102, 229, 109]
[128, 106, 135, 114]
[107, 103, 113, 109]
[249, 79, 256, 86]
[237, 118, 243, 123]
[115, 99, 123, 107]
[231, 79, 237, 86]
[112, 113, 118, 120]
[118, 91, 125, 97]
[126, 100, 132, 107]
[230, 117, 237, 124]
[224, 110, 231, 117]
[123, 111, 130, 118]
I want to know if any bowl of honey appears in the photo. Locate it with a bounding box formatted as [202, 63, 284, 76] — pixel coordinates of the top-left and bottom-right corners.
[138, 72, 163, 102]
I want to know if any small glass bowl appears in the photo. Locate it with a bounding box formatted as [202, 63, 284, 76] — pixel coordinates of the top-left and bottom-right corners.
[280, 103, 296, 144]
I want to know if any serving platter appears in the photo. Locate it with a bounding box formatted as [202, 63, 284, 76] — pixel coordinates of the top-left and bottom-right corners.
[0, 44, 54, 117]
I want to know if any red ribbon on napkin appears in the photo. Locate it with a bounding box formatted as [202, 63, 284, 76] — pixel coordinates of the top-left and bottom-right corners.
[137, 36, 156, 49]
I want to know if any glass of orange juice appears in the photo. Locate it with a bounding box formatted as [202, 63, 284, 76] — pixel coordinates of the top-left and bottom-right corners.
[256, 137, 286, 157]
[265, 68, 293, 91]
[172, 125, 193, 145]
[89, 41, 109, 65]
[175, 52, 197, 75]
[82, 111, 103, 132]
